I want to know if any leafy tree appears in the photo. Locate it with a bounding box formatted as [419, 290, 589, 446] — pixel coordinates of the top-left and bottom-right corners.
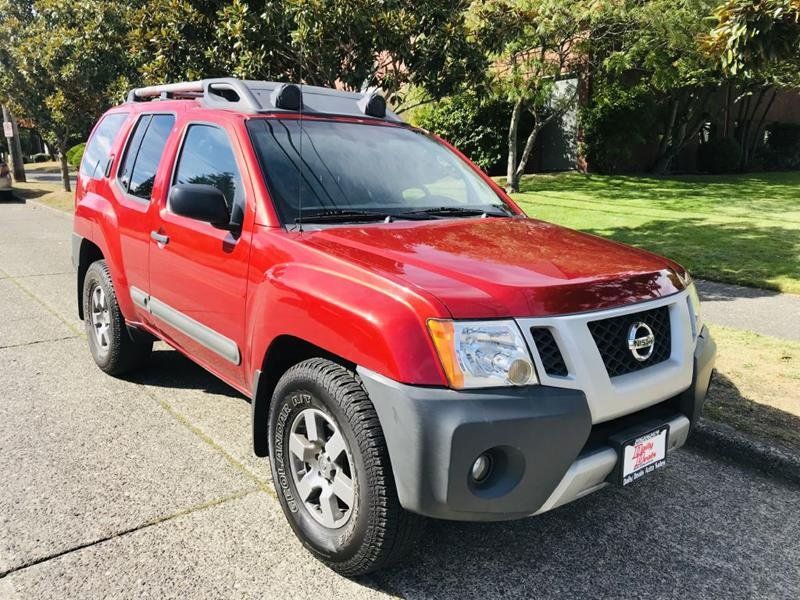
[130, 0, 218, 83]
[133, 0, 484, 110]
[710, 0, 800, 76]
[580, 82, 657, 174]
[590, 0, 725, 174]
[469, 0, 588, 192]
[0, 0, 136, 190]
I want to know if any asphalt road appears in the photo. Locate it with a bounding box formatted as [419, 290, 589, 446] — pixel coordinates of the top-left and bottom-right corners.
[1, 199, 798, 599]
[695, 279, 800, 341]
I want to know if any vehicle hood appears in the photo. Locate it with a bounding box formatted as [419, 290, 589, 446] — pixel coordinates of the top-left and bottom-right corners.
[300, 217, 686, 318]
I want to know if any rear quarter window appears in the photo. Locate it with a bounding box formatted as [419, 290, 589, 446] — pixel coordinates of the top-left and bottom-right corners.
[80, 113, 128, 179]
[117, 114, 176, 200]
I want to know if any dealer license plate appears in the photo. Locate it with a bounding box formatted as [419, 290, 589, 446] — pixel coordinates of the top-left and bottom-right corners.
[620, 426, 669, 486]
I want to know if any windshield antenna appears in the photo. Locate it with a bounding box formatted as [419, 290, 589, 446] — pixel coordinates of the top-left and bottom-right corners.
[296, 38, 304, 232]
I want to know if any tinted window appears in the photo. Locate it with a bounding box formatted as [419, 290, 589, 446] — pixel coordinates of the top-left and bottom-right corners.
[80, 113, 128, 179]
[118, 115, 150, 188]
[246, 119, 507, 224]
[118, 114, 175, 200]
[173, 125, 243, 218]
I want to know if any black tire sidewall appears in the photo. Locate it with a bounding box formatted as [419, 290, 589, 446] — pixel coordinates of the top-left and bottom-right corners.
[83, 261, 121, 371]
[268, 373, 369, 564]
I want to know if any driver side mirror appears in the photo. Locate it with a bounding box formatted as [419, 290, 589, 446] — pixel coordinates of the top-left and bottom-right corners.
[168, 183, 231, 229]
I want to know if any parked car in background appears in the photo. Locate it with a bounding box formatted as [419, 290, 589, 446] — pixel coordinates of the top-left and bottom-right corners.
[71, 78, 716, 577]
[0, 163, 13, 200]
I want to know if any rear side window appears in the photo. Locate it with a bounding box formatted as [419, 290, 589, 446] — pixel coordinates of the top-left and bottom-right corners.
[173, 124, 244, 220]
[118, 114, 175, 200]
[80, 113, 128, 179]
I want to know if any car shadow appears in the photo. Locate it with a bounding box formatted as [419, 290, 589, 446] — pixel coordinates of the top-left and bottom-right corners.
[2, 192, 26, 204]
[699, 371, 800, 455]
[125, 346, 247, 400]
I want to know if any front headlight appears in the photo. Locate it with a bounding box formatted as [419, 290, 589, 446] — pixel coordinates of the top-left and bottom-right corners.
[687, 282, 703, 337]
[427, 319, 538, 389]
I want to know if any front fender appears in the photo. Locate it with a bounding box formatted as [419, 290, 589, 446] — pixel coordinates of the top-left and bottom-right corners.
[247, 261, 449, 387]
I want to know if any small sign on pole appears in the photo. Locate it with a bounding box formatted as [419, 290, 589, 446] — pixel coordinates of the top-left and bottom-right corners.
[3, 121, 12, 138]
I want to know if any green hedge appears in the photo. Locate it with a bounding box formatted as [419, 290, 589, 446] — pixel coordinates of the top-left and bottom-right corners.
[761, 123, 800, 170]
[66, 142, 86, 169]
[413, 93, 516, 175]
[697, 137, 741, 174]
[579, 81, 656, 174]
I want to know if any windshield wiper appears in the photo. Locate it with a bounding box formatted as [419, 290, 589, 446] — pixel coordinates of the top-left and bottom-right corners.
[296, 209, 432, 224]
[395, 206, 511, 219]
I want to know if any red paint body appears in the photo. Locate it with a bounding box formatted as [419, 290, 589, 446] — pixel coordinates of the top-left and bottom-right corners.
[74, 100, 687, 396]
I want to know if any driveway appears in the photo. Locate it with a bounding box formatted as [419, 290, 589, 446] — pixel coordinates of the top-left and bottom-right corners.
[0, 200, 798, 599]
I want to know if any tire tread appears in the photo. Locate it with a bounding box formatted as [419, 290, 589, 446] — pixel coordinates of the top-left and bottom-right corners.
[275, 358, 425, 576]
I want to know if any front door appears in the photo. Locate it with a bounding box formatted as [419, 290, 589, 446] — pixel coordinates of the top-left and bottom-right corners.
[147, 122, 254, 389]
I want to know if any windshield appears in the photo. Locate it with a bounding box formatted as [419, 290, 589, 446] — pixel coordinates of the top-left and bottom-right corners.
[246, 118, 511, 224]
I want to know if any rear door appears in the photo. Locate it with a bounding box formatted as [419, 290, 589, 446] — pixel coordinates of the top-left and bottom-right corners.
[146, 120, 254, 388]
[111, 112, 177, 320]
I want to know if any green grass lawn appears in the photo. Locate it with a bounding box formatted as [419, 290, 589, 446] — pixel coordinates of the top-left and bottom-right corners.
[509, 171, 800, 294]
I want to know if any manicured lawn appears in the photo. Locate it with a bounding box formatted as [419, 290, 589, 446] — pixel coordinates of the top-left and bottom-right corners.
[510, 171, 800, 294]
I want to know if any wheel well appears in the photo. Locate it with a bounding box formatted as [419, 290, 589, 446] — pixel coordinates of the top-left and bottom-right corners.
[251, 335, 354, 456]
[77, 239, 104, 320]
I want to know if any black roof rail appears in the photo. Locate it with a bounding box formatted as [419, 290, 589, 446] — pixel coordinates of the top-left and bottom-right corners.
[126, 78, 402, 122]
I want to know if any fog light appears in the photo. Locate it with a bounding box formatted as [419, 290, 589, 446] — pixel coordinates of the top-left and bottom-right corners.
[507, 358, 534, 385]
[471, 453, 493, 483]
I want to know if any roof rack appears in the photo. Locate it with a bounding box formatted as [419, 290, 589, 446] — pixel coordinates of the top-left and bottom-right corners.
[126, 78, 402, 122]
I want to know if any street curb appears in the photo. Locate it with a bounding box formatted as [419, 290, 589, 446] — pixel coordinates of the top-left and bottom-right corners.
[688, 418, 800, 486]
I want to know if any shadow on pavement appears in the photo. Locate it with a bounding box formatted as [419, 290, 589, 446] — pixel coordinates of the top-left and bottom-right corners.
[2, 192, 26, 204]
[703, 371, 800, 454]
[126, 347, 246, 400]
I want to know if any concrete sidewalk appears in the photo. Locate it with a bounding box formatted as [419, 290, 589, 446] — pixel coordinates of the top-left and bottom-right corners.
[1, 199, 798, 599]
[696, 279, 800, 341]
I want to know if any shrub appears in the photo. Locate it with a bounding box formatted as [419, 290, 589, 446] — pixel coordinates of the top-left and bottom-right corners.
[579, 82, 657, 175]
[66, 143, 86, 169]
[412, 93, 514, 174]
[697, 137, 741, 174]
[761, 123, 800, 170]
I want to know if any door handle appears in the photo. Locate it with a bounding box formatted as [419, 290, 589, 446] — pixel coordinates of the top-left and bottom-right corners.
[150, 231, 169, 245]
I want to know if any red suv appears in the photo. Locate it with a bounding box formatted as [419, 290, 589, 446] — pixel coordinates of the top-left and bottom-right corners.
[72, 78, 715, 575]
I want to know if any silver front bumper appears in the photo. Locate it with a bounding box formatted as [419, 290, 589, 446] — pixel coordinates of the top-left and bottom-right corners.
[534, 414, 691, 515]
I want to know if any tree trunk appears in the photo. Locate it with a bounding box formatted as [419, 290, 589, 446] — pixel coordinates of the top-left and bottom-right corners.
[743, 87, 777, 170]
[505, 98, 524, 193]
[514, 123, 542, 183]
[58, 146, 71, 193]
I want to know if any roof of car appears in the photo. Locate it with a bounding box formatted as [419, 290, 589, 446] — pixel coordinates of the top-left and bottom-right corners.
[125, 78, 402, 123]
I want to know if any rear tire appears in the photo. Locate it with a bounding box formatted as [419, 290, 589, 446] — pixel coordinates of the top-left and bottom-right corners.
[268, 358, 424, 576]
[83, 260, 152, 375]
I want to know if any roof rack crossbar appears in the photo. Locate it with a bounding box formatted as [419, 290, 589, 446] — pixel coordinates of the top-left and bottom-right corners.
[126, 79, 263, 113]
[125, 78, 402, 122]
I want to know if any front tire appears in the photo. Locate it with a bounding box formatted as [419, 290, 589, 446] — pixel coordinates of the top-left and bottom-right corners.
[268, 358, 424, 576]
[83, 260, 152, 375]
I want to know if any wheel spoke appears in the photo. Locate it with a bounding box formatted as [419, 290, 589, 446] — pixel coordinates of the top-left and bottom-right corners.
[295, 470, 318, 502]
[331, 471, 354, 508]
[318, 487, 339, 528]
[304, 411, 320, 442]
[325, 431, 346, 460]
[289, 432, 317, 464]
